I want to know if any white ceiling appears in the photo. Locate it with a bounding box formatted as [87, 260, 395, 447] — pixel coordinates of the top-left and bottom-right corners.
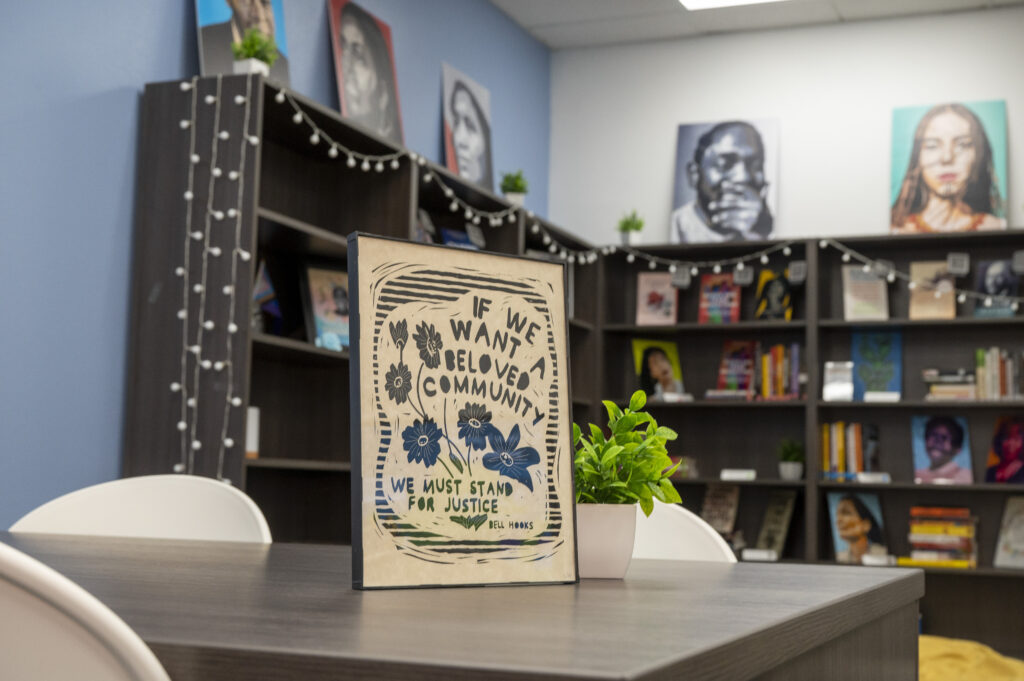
[489, 0, 1023, 49]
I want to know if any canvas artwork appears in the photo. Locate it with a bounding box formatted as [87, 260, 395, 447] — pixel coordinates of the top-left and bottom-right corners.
[302, 265, 349, 351]
[985, 416, 1024, 484]
[974, 260, 1019, 318]
[698, 273, 740, 323]
[891, 100, 1008, 233]
[196, 0, 291, 84]
[635, 272, 678, 326]
[851, 331, 902, 402]
[670, 119, 779, 243]
[754, 269, 791, 320]
[826, 491, 888, 564]
[912, 415, 973, 484]
[442, 64, 493, 191]
[632, 339, 685, 399]
[347, 235, 577, 589]
[908, 261, 956, 320]
[841, 265, 889, 321]
[328, 0, 403, 145]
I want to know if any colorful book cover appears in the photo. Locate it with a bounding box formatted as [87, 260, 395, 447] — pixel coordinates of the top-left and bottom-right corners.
[841, 265, 888, 321]
[755, 490, 797, 556]
[754, 269, 792, 320]
[851, 331, 902, 401]
[698, 273, 740, 324]
[994, 496, 1024, 568]
[909, 261, 956, 320]
[700, 484, 740, 535]
[716, 340, 755, 391]
[985, 416, 1024, 483]
[826, 491, 888, 564]
[635, 272, 678, 326]
[974, 260, 1019, 318]
[440, 228, 479, 250]
[912, 415, 973, 484]
[632, 339, 685, 399]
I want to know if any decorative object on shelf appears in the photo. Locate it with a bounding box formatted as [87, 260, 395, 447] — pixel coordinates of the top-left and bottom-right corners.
[300, 264, 350, 351]
[328, 0, 403, 145]
[245, 407, 260, 460]
[442, 63, 493, 191]
[500, 170, 528, 206]
[946, 252, 971, 277]
[891, 100, 1007, 234]
[994, 497, 1024, 568]
[573, 390, 682, 578]
[252, 259, 282, 334]
[700, 483, 741, 550]
[754, 269, 792, 320]
[698, 272, 740, 323]
[909, 261, 956, 320]
[852, 331, 901, 402]
[985, 417, 1024, 484]
[974, 260, 1019, 318]
[617, 210, 644, 246]
[707, 340, 754, 400]
[821, 421, 881, 481]
[826, 491, 889, 565]
[903, 506, 977, 569]
[822, 361, 854, 402]
[841, 265, 889, 321]
[912, 415, 973, 484]
[632, 339, 688, 401]
[747, 489, 797, 561]
[348, 234, 577, 589]
[197, 0, 290, 84]
[440, 228, 479, 250]
[635, 272, 678, 326]
[670, 119, 777, 244]
[230, 28, 278, 76]
[777, 438, 804, 481]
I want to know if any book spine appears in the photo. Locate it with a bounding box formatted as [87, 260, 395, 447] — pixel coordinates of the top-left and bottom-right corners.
[821, 423, 831, 478]
[761, 354, 770, 399]
[790, 343, 800, 397]
[910, 506, 971, 518]
[976, 348, 986, 400]
[853, 422, 863, 474]
[836, 421, 846, 477]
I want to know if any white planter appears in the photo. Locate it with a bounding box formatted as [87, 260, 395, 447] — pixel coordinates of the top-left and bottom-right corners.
[233, 58, 269, 77]
[620, 231, 637, 246]
[778, 461, 804, 481]
[504, 192, 525, 207]
[576, 503, 637, 579]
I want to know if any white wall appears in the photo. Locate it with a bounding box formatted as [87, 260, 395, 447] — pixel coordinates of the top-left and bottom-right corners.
[549, 7, 1024, 245]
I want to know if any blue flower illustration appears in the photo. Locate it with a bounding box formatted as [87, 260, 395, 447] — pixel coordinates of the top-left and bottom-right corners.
[389, 320, 408, 349]
[482, 425, 539, 491]
[403, 419, 442, 467]
[413, 321, 443, 369]
[384, 362, 412, 404]
[457, 403, 495, 451]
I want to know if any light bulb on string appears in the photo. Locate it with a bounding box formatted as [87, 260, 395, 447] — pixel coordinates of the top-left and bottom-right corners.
[735, 262, 744, 271]
[347, 155, 356, 168]
[390, 159, 400, 169]
[669, 264, 677, 273]
[449, 200, 459, 212]
[508, 213, 515, 223]
[274, 90, 286, 103]
[690, 266, 698, 276]
[648, 260, 657, 270]
[985, 297, 993, 307]
[234, 95, 246, 105]
[760, 254, 769, 265]
[247, 136, 259, 146]
[548, 243, 558, 253]
[423, 173, 432, 183]
[626, 254, 635, 264]
[204, 94, 216, 105]
[361, 159, 370, 171]
[542, 234, 551, 245]
[292, 112, 302, 125]
[328, 145, 339, 158]
[862, 263, 872, 273]
[180, 81, 193, 91]
[713, 264, 722, 274]
[908, 281, 917, 290]
[218, 130, 229, 140]
[309, 132, 320, 145]
[472, 216, 480, 225]
[782, 246, 792, 256]
[531, 223, 540, 234]
[375, 161, 384, 172]
[958, 293, 967, 303]
[841, 253, 851, 262]
[887, 272, 896, 283]
[818, 240, 828, 250]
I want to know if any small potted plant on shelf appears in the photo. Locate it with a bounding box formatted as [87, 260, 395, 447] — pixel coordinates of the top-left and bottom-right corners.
[231, 28, 280, 77]
[574, 390, 682, 578]
[618, 210, 644, 246]
[500, 170, 528, 206]
[777, 438, 805, 481]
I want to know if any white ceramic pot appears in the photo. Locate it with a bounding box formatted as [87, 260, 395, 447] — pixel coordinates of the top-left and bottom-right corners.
[576, 503, 637, 579]
[233, 58, 270, 76]
[620, 231, 636, 246]
[504, 192, 525, 207]
[778, 461, 804, 481]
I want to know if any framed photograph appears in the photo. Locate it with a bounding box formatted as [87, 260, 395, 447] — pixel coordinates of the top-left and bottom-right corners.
[635, 272, 678, 326]
[670, 119, 778, 243]
[826, 491, 888, 564]
[754, 269, 792, 320]
[301, 264, 350, 352]
[974, 260, 1019, 318]
[327, 0, 403, 145]
[442, 63, 494, 191]
[985, 417, 1024, 484]
[891, 100, 1007, 233]
[632, 339, 685, 400]
[347, 234, 577, 589]
[195, 0, 291, 84]
[912, 415, 973, 484]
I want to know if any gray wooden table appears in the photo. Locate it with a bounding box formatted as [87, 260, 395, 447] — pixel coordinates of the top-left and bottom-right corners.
[1, 532, 923, 680]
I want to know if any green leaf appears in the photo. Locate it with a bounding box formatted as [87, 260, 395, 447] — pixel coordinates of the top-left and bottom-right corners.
[589, 423, 606, 446]
[599, 445, 623, 469]
[639, 497, 654, 517]
[603, 400, 623, 423]
[655, 426, 678, 440]
[629, 390, 647, 412]
[659, 478, 683, 503]
[448, 453, 463, 473]
[612, 413, 638, 436]
[573, 422, 581, 447]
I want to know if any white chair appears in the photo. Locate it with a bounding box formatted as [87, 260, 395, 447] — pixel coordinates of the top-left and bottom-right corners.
[0, 541, 170, 680]
[633, 499, 737, 562]
[10, 474, 271, 543]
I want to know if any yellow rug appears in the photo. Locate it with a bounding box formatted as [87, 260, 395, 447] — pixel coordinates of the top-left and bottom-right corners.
[921, 635, 1024, 681]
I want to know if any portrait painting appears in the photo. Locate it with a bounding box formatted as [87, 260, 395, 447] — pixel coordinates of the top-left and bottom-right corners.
[912, 415, 973, 484]
[754, 269, 792, 320]
[670, 119, 779, 244]
[301, 264, 349, 352]
[826, 492, 888, 564]
[196, 0, 290, 84]
[442, 63, 494, 191]
[328, 0, 403, 145]
[974, 260, 1019, 317]
[347, 234, 577, 589]
[891, 100, 1007, 233]
[986, 417, 1024, 484]
[632, 339, 685, 400]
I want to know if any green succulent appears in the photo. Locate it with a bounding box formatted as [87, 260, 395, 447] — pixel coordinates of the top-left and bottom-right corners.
[231, 28, 279, 67]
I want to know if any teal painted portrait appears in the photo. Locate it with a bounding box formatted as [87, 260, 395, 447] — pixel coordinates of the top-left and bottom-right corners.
[891, 100, 1007, 233]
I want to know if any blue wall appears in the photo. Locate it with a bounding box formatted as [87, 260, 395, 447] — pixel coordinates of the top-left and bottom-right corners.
[0, 0, 550, 527]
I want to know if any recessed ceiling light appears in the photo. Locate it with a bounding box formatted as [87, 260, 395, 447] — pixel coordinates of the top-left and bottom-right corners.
[680, 0, 794, 10]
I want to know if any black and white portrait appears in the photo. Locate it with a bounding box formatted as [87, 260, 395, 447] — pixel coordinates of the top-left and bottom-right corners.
[670, 119, 778, 243]
[974, 259, 1019, 317]
[196, 0, 290, 84]
[442, 63, 494, 191]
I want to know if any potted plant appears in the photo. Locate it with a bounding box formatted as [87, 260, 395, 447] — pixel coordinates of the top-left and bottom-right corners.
[231, 28, 280, 77]
[777, 438, 805, 481]
[573, 390, 682, 578]
[500, 170, 528, 206]
[617, 210, 644, 246]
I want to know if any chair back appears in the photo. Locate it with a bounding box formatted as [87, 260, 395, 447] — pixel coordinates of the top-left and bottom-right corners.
[10, 474, 271, 543]
[0, 541, 170, 681]
[633, 500, 737, 562]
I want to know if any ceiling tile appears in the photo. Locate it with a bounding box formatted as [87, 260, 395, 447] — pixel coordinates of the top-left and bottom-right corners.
[687, 0, 839, 34]
[832, 0, 987, 20]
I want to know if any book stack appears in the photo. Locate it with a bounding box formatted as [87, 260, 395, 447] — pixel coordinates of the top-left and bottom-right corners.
[923, 367, 976, 401]
[975, 347, 1023, 400]
[897, 506, 977, 569]
[755, 342, 801, 400]
[820, 422, 880, 480]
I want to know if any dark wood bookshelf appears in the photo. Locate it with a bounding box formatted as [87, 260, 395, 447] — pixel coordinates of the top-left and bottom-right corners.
[819, 317, 1024, 328]
[819, 400, 1024, 409]
[252, 333, 349, 365]
[673, 478, 807, 488]
[605, 320, 805, 333]
[619, 398, 807, 408]
[244, 458, 351, 473]
[257, 207, 348, 259]
[818, 481, 1024, 494]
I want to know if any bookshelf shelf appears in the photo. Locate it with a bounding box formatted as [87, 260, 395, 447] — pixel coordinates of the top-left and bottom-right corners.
[820, 317, 1024, 329]
[625, 399, 807, 408]
[245, 458, 352, 473]
[257, 207, 348, 259]
[605, 320, 806, 333]
[818, 400, 1024, 409]
[673, 478, 806, 488]
[818, 481, 1024, 494]
[569, 318, 595, 332]
[252, 333, 350, 365]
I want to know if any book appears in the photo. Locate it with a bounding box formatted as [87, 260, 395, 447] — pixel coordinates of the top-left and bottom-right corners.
[908, 261, 956, 320]
[715, 341, 756, 393]
[826, 491, 888, 564]
[984, 416, 1024, 483]
[754, 490, 797, 557]
[974, 260, 1019, 318]
[851, 331, 901, 402]
[635, 272, 678, 326]
[700, 484, 740, 535]
[994, 496, 1024, 568]
[911, 415, 973, 484]
[632, 339, 686, 400]
[698, 273, 740, 324]
[822, 361, 854, 402]
[841, 265, 888, 321]
[754, 269, 792, 320]
[440, 228, 478, 250]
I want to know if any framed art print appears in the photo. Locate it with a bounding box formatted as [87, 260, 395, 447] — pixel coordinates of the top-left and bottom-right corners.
[348, 234, 578, 588]
[195, 0, 291, 84]
[442, 63, 494, 191]
[301, 264, 350, 352]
